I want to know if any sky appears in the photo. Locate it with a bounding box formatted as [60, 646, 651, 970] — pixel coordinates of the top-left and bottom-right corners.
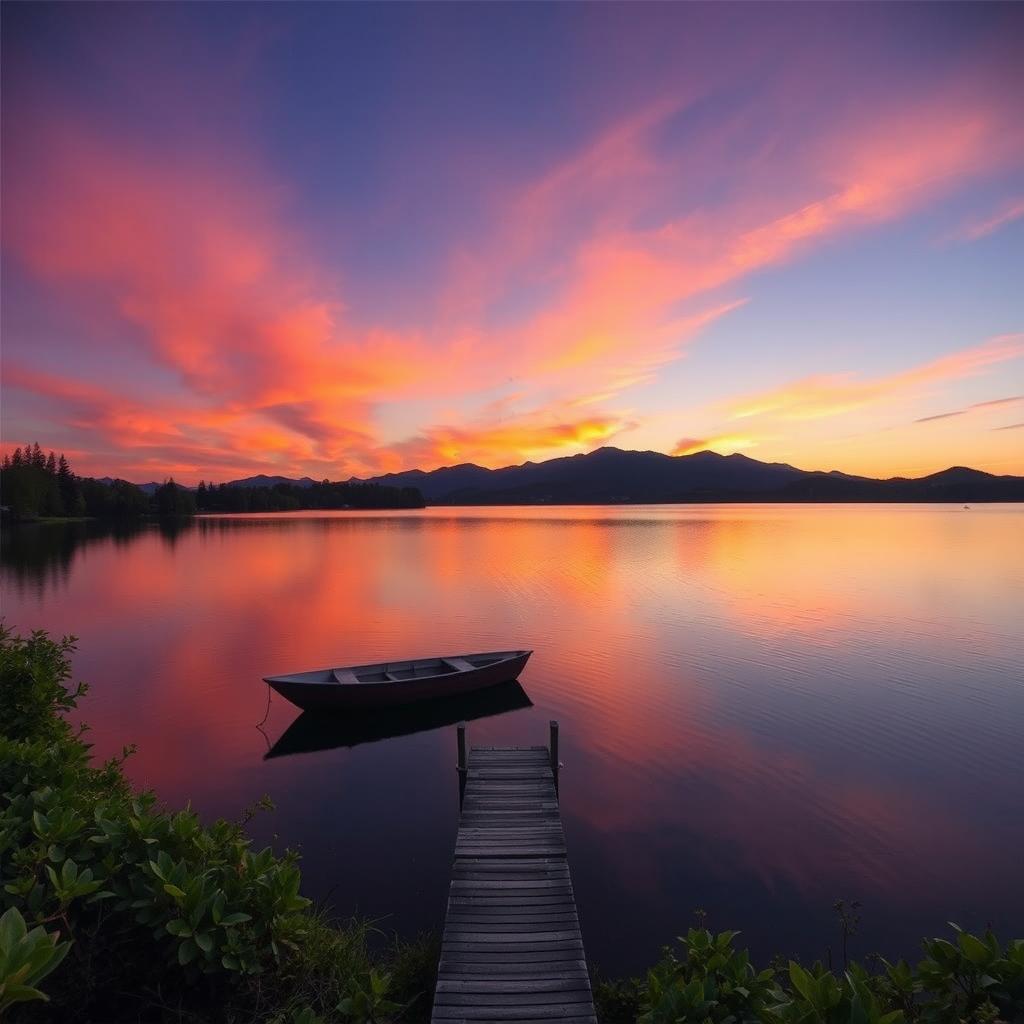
[2, 3, 1023, 484]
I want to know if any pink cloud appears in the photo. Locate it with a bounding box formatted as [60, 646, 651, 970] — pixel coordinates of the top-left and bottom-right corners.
[729, 334, 1024, 422]
[947, 197, 1024, 242]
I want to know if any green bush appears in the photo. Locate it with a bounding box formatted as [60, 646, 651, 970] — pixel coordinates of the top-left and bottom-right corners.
[632, 927, 1024, 1024]
[0, 626, 431, 1022]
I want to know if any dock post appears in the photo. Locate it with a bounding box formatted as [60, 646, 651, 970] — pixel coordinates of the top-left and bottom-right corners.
[549, 719, 560, 796]
[456, 722, 467, 809]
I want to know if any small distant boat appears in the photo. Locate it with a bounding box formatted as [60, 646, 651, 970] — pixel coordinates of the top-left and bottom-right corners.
[264, 650, 532, 711]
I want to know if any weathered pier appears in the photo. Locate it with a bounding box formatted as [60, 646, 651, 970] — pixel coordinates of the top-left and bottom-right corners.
[431, 722, 595, 1024]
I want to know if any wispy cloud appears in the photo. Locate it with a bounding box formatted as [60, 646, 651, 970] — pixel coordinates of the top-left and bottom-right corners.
[947, 197, 1024, 243]
[915, 394, 1023, 424]
[730, 335, 1024, 422]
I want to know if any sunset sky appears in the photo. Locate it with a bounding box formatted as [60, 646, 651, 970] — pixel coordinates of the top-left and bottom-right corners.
[2, 3, 1022, 483]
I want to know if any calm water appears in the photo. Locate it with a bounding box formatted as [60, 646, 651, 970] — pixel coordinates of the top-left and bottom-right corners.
[2, 505, 1022, 972]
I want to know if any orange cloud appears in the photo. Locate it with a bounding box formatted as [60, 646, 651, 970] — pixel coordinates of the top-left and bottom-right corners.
[671, 435, 756, 456]
[384, 408, 634, 471]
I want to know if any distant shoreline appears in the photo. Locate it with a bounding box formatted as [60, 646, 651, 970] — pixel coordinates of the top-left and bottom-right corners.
[8, 496, 1021, 526]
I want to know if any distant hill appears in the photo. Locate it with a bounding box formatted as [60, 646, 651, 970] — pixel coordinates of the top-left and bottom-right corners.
[223, 474, 317, 489]
[356, 447, 1024, 504]
[96, 477, 164, 496]
[98, 474, 317, 493]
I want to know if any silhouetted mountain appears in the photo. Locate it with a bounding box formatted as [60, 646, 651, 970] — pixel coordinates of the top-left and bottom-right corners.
[96, 478, 183, 495]
[359, 447, 1024, 504]
[224, 474, 317, 489]
[94, 477, 165, 495]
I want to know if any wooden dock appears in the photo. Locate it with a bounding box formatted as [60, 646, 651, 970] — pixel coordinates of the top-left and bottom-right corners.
[432, 725, 595, 1024]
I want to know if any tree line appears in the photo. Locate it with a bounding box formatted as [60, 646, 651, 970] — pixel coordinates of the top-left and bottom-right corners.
[2, 444, 152, 519]
[195, 478, 425, 512]
[1, 443, 424, 520]
[0, 444, 177, 520]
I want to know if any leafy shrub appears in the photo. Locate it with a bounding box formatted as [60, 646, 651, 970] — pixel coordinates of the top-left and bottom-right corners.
[635, 927, 1024, 1024]
[0, 629, 85, 743]
[0, 626, 427, 1022]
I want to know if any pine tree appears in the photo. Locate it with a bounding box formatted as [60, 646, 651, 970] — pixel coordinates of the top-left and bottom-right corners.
[57, 454, 83, 516]
[45, 451, 57, 475]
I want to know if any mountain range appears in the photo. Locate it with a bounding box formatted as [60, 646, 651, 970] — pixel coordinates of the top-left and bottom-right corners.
[98, 474, 318, 495]
[353, 447, 1024, 503]
[104, 448, 1024, 503]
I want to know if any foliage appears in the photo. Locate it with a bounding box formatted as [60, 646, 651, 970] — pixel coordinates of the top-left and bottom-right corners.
[1, 445, 148, 521]
[0, 444, 424, 520]
[194, 479, 425, 513]
[337, 970, 404, 1024]
[593, 970, 645, 1024]
[0, 626, 430, 1022]
[154, 479, 198, 517]
[0, 907, 69, 1015]
[0, 629, 86, 743]
[633, 927, 1024, 1024]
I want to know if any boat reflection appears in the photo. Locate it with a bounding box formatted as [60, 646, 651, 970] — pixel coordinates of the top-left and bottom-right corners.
[264, 680, 533, 758]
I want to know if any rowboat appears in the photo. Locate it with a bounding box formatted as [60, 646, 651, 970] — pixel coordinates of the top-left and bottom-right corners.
[264, 650, 532, 711]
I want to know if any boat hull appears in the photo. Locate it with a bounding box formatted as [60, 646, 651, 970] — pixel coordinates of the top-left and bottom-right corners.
[266, 652, 531, 711]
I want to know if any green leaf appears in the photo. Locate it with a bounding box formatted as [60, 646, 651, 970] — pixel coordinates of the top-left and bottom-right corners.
[1, 983, 49, 1007]
[788, 962, 816, 1004]
[0, 906, 28, 949]
[166, 919, 191, 938]
[219, 912, 252, 926]
[163, 883, 186, 901]
[194, 931, 213, 953]
[958, 933, 991, 965]
[178, 938, 198, 965]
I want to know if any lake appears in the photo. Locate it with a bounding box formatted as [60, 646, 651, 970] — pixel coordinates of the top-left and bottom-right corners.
[2, 504, 1022, 974]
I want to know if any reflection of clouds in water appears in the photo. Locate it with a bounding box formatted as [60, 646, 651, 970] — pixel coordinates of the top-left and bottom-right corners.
[2, 505, 1022, 972]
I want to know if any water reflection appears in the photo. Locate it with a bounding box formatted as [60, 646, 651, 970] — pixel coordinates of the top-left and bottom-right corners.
[1, 506, 1022, 974]
[264, 681, 533, 758]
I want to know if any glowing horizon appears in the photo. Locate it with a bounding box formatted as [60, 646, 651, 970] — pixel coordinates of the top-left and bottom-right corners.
[2, 4, 1022, 485]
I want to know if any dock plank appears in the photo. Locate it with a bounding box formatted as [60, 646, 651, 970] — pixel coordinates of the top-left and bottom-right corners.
[431, 746, 594, 1024]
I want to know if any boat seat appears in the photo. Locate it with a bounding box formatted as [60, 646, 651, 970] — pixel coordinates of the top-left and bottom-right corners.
[444, 658, 476, 671]
[332, 669, 360, 684]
